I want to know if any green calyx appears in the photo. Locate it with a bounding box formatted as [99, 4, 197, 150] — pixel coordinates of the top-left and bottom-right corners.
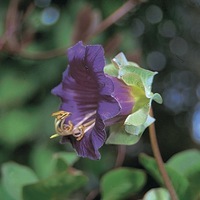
[104, 53, 162, 145]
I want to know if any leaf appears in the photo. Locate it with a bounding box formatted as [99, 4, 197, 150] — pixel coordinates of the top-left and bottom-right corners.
[143, 188, 170, 200]
[0, 109, 40, 147]
[53, 152, 79, 172]
[106, 123, 141, 145]
[139, 154, 189, 200]
[100, 168, 146, 200]
[104, 63, 118, 77]
[119, 64, 158, 98]
[152, 93, 163, 104]
[0, 71, 37, 109]
[1, 162, 38, 200]
[121, 72, 145, 90]
[23, 169, 88, 200]
[0, 183, 15, 200]
[112, 52, 129, 69]
[167, 149, 200, 176]
[30, 145, 56, 179]
[125, 115, 155, 135]
[30, 144, 79, 179]
[125, 105, 149, 126]
[106, 116, 154, 145]
[167, 149, 200, 199]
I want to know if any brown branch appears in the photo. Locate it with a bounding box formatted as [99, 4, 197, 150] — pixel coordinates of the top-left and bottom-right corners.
[85, 0, 142, 42]
[114, 145, 126, 168]
[149, 108, 178, 200]
[0, 0, 20, 51]
[85, 188, 99, 200]
[14, 0, 144, 60]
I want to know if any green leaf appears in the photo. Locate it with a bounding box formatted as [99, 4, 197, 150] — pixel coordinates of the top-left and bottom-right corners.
[139, 154, 189, 200]
[53, 152, 79, 172]
[152, 93, 163, 104]
[30, 145, 56, 179]
[125, 105, 149, 127]
[119, 64, 157, 98]
[121, 72, 145, 90]
[106, 123, 141, 145]
[0, 71, 37, 109]
[112, 52, 129, 68]
[167, 149, 200, 176]
[1, 162, 38, 200]
[30, 145, 79, 179]
[167, 149, 200, 199]
[0, 109, 40, 147]
[125, 115, 155, 135]
[101, 168, 146, 200]
[104, 63, 118, 77]
[0, 183, 15, 200]
[143, 188, 170, 200]
[106, 116, 154, 145]
[23, 169, 88, 200]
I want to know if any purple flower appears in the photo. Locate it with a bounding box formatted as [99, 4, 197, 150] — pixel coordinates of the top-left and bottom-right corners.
[51, 41, 133, 160]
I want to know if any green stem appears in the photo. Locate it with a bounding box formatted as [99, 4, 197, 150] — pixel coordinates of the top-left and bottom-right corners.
[149, 108, 178, 200]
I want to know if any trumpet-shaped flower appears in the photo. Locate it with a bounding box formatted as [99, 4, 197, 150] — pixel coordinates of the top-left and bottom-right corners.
[51, 41, 133, 160]
[51, 42, 162, 160]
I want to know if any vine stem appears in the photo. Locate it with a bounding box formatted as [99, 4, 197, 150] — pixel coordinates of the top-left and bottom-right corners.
[149, 108, 178, 200]
[13, 0, 144, 60]
[85, 0, 143, 42]
[114, 145, 126, 168]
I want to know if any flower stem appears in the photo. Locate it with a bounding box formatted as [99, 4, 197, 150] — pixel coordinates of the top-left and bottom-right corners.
[149, 108, 178, 200]
[115, 145, 126, 168]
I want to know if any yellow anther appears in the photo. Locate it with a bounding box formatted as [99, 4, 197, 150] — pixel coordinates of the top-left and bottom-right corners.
[52, 110, 71, 120]
[51, 110, 96, 141]
[63, 120, 74, 132]
[76, 125, 85, 141]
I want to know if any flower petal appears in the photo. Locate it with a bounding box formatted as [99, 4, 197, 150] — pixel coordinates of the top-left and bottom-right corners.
[52, 42, 122, 159]
[66, 115, 106, 160]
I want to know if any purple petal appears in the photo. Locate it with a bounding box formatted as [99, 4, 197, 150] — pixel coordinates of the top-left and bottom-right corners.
[68, 115, 106, 160]
[105, 76, 134, 126]
[52, 42, 122, 159]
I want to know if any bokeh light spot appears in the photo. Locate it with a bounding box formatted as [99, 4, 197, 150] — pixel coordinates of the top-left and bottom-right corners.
[159, 20, 176, 38]
[145, 5, 163, 24]
[41, 7, 60, 26]
[146, 51, 166, 71]
[132, 18, 145, 37]
[192, 103, 200, 143]
[163, 88, 184, 113]
[169, 37, 188, 56]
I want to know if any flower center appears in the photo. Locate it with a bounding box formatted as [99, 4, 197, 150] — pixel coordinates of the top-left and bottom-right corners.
[51, 110, 96, 141]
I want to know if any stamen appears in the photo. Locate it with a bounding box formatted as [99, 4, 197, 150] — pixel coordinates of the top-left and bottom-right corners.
[63, 120, 73, 132]
[52, 110, 71, 120]
[73, 119, 96, 141]
[76, 125, 85, 141]
[74, 111, 96, 128]
[51, 110, 96, 141]
[51, 110, 71, 139]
